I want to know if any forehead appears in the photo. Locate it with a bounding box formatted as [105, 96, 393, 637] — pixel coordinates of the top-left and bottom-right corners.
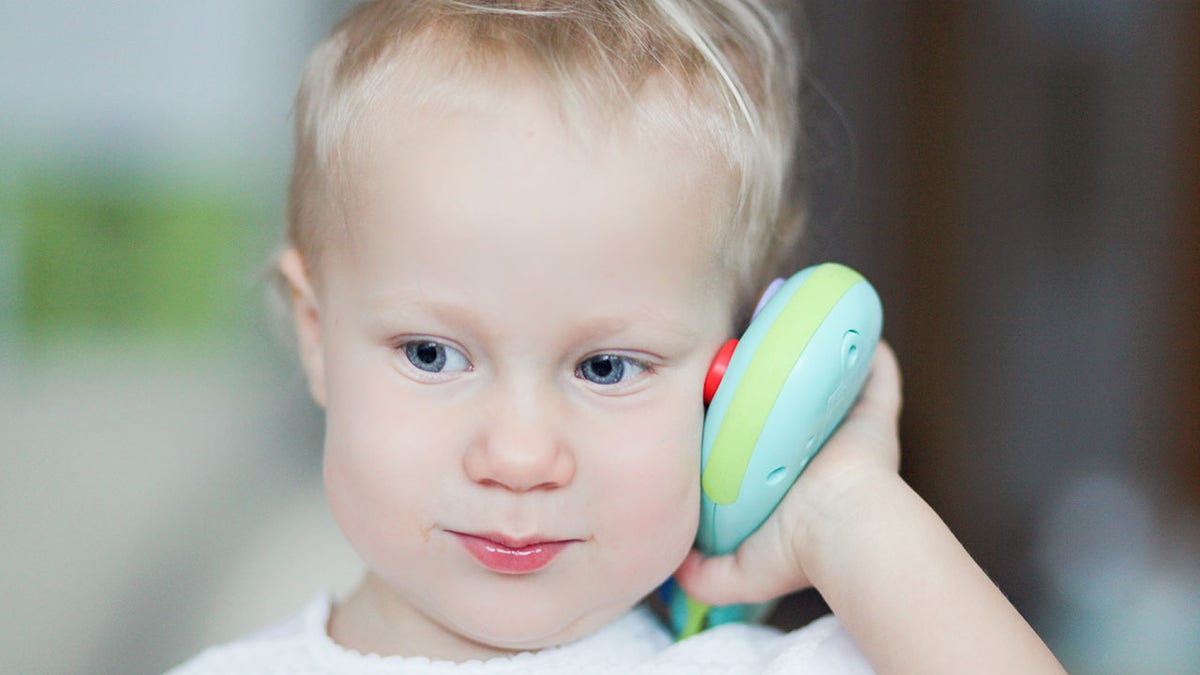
[372, 75, 721, 205]
[339, 63, 733, 255]
[320, 66, 738, 330]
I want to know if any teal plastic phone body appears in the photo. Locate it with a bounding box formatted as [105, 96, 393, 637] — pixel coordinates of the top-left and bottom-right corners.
[669, 262, 883, 638]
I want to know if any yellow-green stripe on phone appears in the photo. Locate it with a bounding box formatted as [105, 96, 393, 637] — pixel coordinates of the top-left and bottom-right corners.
[701, 264, 864, 505]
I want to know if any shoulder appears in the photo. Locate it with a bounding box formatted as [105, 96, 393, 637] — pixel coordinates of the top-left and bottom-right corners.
[642, 614, 874, 675]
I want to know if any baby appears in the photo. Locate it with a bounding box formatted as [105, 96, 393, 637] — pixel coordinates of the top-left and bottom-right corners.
[172, 1, 1064, 672]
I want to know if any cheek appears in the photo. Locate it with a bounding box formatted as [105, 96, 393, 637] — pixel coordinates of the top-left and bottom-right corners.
[588, 393, 704, 571]
[320, 354, 463, 556]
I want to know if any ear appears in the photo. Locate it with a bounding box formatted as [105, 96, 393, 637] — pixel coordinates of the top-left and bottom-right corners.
[278, 248, 328, 408]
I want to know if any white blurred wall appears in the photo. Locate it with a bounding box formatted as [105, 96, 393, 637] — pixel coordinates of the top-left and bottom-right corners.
[1, 2, 362, 673]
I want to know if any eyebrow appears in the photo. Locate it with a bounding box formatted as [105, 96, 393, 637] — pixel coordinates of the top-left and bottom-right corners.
[361, 291, 490, 338]
[569, 311, 701, 347]
[362, 290, 702, 354]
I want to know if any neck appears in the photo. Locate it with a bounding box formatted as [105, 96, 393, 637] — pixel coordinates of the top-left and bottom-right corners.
[327, 573, 521, 662]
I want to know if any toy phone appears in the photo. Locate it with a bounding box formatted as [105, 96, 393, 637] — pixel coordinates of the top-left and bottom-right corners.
[666, 262, 883, 638]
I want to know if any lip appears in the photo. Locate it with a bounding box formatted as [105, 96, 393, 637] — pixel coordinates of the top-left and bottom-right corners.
[451, 532, 574, 574]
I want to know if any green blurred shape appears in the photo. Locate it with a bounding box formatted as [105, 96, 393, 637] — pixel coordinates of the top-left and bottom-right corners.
[17, 168, 252, 340]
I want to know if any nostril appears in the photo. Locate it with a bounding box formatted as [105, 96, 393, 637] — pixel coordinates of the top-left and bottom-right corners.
[464, 435, 575, 492]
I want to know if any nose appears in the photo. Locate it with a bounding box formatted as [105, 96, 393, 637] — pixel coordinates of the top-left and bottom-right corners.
[463, 385, 576, 492]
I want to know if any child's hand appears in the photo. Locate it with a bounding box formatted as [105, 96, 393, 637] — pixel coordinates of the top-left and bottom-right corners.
[675, 341, 1066, 673]
[673, 340, 903, 605]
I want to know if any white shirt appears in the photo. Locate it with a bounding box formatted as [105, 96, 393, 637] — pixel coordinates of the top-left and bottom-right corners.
[169, 593, 874, 674]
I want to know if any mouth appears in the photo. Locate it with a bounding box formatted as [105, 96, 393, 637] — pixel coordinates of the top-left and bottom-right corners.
[449, 531, 578, 575]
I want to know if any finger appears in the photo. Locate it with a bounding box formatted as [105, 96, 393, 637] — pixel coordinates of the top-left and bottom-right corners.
[673, 551, 773, 606]
[827, 341, 903, 469]
[672, 520, 811, 606]
[847, 340, 902, 431]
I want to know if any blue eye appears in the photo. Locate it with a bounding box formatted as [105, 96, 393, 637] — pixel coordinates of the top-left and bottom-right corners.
[577, 354, 647, 385]
[403, 341, 471, 374]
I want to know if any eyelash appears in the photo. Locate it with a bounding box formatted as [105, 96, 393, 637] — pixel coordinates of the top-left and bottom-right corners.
[575, 353, 654, 387]
[390, 338, 655, 389]
[392, 338, 473, 380]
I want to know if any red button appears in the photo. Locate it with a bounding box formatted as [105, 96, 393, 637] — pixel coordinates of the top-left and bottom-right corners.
[703, 339, 739, 405]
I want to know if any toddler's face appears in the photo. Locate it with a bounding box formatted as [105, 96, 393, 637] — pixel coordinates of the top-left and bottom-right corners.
[290, 73, 738, 659]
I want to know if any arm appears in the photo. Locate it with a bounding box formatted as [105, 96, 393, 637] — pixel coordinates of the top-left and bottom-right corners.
[674, 343, 1065, 674]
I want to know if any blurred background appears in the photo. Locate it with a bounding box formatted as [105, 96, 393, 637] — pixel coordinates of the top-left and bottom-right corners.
[2, 2, 1196, 673]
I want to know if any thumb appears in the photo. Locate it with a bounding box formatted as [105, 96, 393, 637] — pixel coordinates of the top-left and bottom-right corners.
[672, 525, 812, 607]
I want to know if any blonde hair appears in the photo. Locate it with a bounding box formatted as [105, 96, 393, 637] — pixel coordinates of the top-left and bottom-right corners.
[287, 0, 803, 310]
